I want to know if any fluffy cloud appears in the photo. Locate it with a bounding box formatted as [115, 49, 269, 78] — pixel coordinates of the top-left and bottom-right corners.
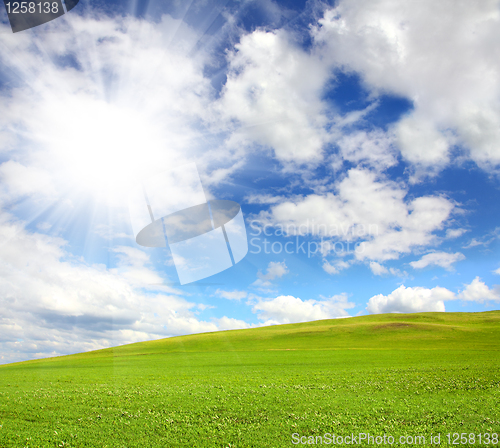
[257, 168, 454, 262]
[219, 29, 329, 164]
[395, 115, 452, 171]
[213, 316, 252, 331]
[323, 260, 351, 275]
[369, 262, 406, 277]
[367, 277, 500, 314]
[252, 261, 289, 288]
[457, 277, 500, 303]
[253, 294, 354, 325]
[258, 261, 288, 281]
[312, 0, 500, 172]
[0, 161, 57, 204]
[110, 246, 167, 286]
[367, 285, 455, 314]
[410, 252, 465, 271]
[215, 289, 248, 301]
[369, 261, 388, 275]
[335, 130, 398, 171]
[446, 228, 468, 239]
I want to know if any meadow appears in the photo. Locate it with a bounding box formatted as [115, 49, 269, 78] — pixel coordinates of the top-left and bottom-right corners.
[0, 311, 499, 447]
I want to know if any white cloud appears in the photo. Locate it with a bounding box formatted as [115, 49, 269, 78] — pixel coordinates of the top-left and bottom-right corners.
[457, 277, 500, 303]
[0, 161, 57, 205]
[410, 251, 465, 271]
[395, 115, 452, 171]
[110, 246, 170, 288]
[446, 228, 467, 239]
[356, 195, 454, 261]
[219, 29, 330, 164]
[213, 316, 252, 331]
[313, 0, 500, 172]
[335, 130, 398, 171]
[369, 264, 407, 277]
[259, 261, 289, 280]
[253, 294, 354, 324]
[462, 227, 500, 249]
[463, 238, 488, 249]
[215, 289, 248, 301]
[258, 168, 454, 262]
[244, 194, 284, 205]
[253, 261, 289, 288]
[369, 261, 388, 275]
[388, 267, 407, 277]
[367, 285, 455, 314]
[494, 268, 500, 275]
[323, 260, 350, 275]
[367, 277, 500, 315]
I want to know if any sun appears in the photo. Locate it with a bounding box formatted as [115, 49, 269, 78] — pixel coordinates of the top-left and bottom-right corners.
[33, 93, 182, 205]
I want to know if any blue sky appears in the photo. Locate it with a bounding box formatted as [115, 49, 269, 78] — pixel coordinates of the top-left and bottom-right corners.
[1, 0, 500, 363]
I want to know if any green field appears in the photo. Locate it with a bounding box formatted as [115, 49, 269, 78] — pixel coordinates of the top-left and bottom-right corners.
[1, 311, 499, 447]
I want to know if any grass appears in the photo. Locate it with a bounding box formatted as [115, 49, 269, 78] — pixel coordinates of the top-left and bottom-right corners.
[0, 311, 499, 447]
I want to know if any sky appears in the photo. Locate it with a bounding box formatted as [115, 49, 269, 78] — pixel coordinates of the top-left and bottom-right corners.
[0, 0, 500, 364]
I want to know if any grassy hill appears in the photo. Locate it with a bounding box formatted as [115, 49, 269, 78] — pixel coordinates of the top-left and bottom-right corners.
[1, 311, 499, 447]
